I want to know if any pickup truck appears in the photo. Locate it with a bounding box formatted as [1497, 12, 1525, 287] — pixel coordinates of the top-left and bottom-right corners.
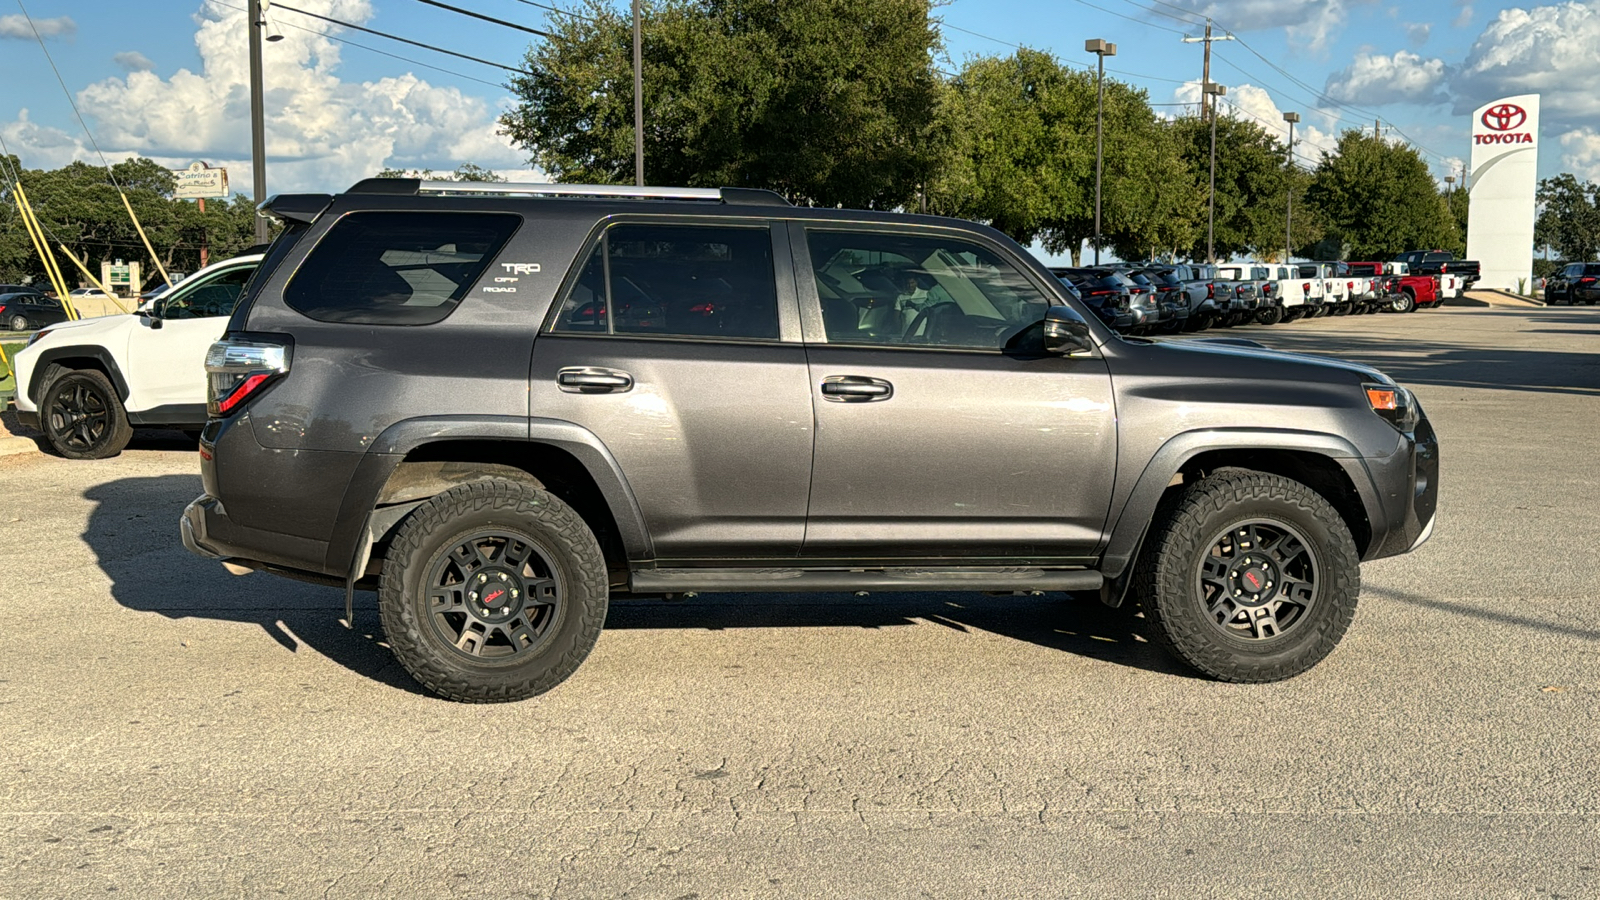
[1257, 264, 1313, 322]
[1348, 262, 1437, 313]
[1209, 266, 1259, 327]
[1394, 251, 1480, 288]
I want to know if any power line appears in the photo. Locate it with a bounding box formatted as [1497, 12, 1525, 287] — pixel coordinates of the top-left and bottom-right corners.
[14, 0, 126, 189]
[211, 0, 509, 89]
[411, 0, 554, 38]
[274, 3, 533, 74]
[1061, 0, 1188, 36]
[508, 0, 597, 23]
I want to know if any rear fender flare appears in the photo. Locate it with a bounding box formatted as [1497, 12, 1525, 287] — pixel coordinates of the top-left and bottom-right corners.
[324, 415, 653, 576]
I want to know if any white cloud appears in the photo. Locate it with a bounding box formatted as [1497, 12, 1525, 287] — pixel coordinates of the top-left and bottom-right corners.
[1454, 2, 1474, 28]
[1325, 50, 1448, 106]
[1153, 0, 1377, 53]
[113, 50, 155, 72]
[0, 13, 74, 39]
[0, 109, 91, 169]
[1172, 80, 1338, 163]
[1559, 128, 1600, 182]
[1452, 2, 1600, 130]
[1405, 22, 1431, 46]
[2, 0, 530, 193]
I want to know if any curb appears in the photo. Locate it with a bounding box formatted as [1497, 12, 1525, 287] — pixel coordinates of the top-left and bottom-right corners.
[0, 435, 40, 457]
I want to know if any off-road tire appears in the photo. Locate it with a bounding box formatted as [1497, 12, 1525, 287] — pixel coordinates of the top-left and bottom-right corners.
[1255, 305, 1284, 326]
[39, 366, 133, 460]
[378, 480, 609, 703]
[1132, 468, 1360, 683]
[8, 314, 28, 331]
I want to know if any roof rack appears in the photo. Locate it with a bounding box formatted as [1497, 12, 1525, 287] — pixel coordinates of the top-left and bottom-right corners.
[344, 178, 790, 206]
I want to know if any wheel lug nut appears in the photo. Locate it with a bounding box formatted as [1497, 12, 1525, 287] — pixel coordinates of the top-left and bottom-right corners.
[511, 589, 519, 599]
[469, 591, 478, 601]
[498, 573, 508, 582]
[478, 574, 487, 584]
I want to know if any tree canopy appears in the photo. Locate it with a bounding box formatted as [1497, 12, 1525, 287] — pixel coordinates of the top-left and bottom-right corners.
[500, 0, 944, 209]
[1303, 132, 1456, 261]
[1534, 174, 1600, 263]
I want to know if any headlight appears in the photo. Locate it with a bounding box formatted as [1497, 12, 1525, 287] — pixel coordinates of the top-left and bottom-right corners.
[1363, 382, 1420, 432]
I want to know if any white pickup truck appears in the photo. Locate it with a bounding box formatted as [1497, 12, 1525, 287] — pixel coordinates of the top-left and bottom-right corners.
[13, 252, 263, 458]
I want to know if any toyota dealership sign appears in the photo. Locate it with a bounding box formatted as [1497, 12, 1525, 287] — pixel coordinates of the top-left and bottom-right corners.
[1466, 94, 1539, 291]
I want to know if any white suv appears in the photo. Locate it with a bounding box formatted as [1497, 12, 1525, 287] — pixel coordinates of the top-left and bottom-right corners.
[13, 253, 263, 458]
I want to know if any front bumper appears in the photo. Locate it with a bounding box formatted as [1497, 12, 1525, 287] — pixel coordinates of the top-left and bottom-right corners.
[1357, 410, 1440, 560]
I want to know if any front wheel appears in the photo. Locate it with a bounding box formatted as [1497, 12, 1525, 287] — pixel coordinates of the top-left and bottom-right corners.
[40, 367, 133, 459]
[1132, 469, 1361, 682]
[378, 480, 609, 702]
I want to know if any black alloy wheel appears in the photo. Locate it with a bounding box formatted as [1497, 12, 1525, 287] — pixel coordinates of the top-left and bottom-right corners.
[1133, 468, 1360, 682]
[424, 530, 565, 661]
[379, 480, 609, 702]
[40, 367, 133, 459]
[1197, 521, 1318, 642]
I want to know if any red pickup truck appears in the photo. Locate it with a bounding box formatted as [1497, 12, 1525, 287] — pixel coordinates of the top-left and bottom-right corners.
[1347, 262, 1438, 313]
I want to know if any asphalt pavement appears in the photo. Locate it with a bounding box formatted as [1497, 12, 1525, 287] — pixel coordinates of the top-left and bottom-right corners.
[1, 306, 1596, 898]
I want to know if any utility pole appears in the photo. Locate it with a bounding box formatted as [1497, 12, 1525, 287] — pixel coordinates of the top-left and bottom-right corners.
[1284, 111, 1299, 265]
[248, 0, 269, 243]
[1182, 21, 1233, 122]
[632, 0, 643, 187]
[1205, 83, 1226, 263]
[1087, 39, 1116, 267]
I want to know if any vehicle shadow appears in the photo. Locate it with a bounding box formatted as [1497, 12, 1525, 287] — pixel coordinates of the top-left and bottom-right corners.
[1222, 311, 1600, 397]
[84, 474, 1196, 691]
[82, 473, 431, 696]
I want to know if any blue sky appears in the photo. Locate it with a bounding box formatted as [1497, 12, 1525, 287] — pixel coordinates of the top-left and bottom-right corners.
[1, 0, 1596, 196]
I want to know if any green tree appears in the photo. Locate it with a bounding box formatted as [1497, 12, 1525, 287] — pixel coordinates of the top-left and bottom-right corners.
[499, 0, 944, 209]
[1303, 131, 1455, 260]
[1169, 112, 1316, 262]
[1534, 173, 1600, 262]
[375, 162, 508, 182]
[931, 49, 1199, 264]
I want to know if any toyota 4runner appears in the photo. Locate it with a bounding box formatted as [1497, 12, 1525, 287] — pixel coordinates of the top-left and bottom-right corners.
[182, 180, 1439, 702]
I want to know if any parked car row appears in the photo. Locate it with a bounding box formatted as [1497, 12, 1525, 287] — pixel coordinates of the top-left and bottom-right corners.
[1047, 260, 1454, 335]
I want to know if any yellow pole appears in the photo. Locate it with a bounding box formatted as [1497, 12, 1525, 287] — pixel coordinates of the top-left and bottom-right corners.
[12, 186, 77, 320]
[120, 192, 174, 288]
[0, 341, 12, 377]
[58, 243, 131, 314]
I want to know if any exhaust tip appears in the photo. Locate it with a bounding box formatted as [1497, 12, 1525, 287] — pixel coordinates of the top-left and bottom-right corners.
[221, 560, 256, 576]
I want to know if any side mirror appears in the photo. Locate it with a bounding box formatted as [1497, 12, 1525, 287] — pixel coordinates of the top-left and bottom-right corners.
[1042, 305, 1094, 356]
[140, 302, 164, 329]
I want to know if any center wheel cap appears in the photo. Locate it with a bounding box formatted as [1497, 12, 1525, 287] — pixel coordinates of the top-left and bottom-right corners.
[1228, 556, 1279, 606]
[467, 568, 524, 623]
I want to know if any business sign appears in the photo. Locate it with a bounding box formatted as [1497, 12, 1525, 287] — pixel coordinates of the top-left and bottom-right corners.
[1466, 94, 1538, 291]
[172, 161, 230, 200]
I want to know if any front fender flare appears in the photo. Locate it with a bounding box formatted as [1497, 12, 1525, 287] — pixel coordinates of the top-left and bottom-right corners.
[1098, 428, 1377, 583]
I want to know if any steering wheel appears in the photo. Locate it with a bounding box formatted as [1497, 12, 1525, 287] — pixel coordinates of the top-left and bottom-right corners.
[901, 301, 960, 343]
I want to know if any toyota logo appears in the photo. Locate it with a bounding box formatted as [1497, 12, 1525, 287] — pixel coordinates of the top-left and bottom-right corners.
[1482, 104, 1527, 132]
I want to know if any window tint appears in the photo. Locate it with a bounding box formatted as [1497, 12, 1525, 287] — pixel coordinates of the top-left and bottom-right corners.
[553, 223, 779, 340]
[162, 266, 256, 319]
[286, 212, 519, 325]
[806, 230, 1053, 351]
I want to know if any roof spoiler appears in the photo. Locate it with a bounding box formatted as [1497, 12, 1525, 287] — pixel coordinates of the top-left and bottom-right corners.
[257, 193, 333, 225]
[345, 178, 792, 206]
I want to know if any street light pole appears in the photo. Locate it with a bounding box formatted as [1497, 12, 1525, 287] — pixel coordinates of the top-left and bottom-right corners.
[1445, 174, 1455, 215]
[1086, 39, 1116, 266]
[632, 0, 643, 187]
[1283, 111, 1299, 265]
[1204, 83, 1226, 264]
[248, 0, 269, 243]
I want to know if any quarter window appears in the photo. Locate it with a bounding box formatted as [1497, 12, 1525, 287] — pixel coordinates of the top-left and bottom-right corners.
[805, 230, 1054, 351]
[285, 212, 520, 325]
[553, 223, 780, 340]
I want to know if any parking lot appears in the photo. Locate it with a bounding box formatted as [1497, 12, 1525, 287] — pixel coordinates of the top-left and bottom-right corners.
[1, 305, 1596, 897]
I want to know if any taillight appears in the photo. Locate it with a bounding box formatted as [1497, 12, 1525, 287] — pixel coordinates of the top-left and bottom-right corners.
[1302, 282, 1312, 294]
[1206, 283, 1215, 299]
[205, 339, 291, 418]
[1580, 277, 1597, 285]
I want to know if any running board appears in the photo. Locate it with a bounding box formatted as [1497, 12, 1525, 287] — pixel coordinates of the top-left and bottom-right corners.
[629, 567, 1103, 594]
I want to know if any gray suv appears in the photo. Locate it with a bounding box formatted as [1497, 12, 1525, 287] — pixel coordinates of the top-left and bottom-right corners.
[182, 180, 1438, 702]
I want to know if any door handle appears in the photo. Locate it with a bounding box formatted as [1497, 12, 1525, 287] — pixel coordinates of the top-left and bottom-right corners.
[820, 375, 893, 402]
[556, 367, 634, 394]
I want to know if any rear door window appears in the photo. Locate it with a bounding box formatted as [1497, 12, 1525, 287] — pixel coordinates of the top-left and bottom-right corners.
[552, 223, 780, 340]
[285, 212, 520, 325]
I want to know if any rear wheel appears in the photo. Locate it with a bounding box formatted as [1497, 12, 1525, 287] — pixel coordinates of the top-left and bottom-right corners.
[1132, 468, 1360, 682]
[379, 480, 609, 702]
[8, 314, 28, 331]
[1391, 290, 1416, 313]
[1255, 305, 1284, 326]
[40, 367, 133, 460]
